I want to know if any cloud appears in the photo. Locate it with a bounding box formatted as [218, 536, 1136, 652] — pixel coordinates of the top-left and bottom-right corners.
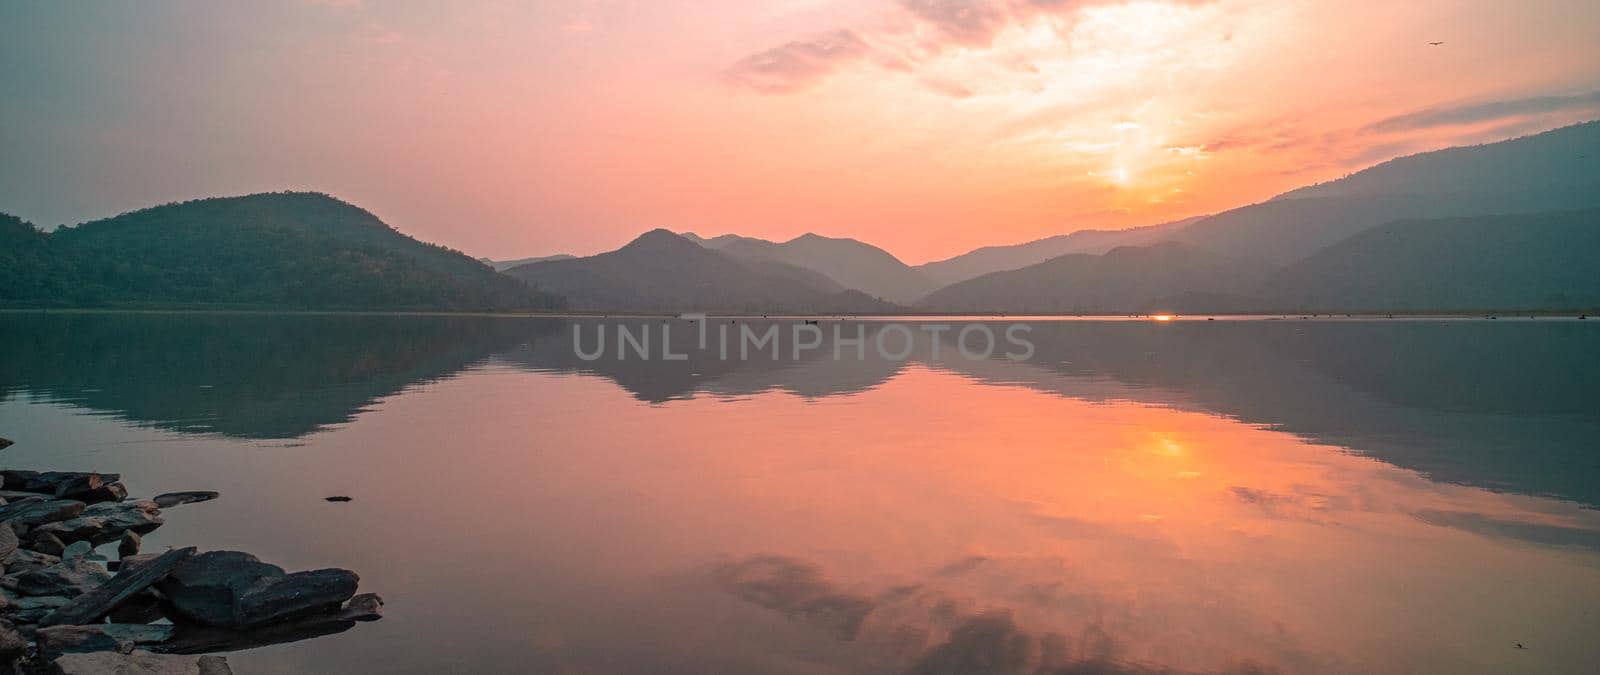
[723, 30, 876, 94]
[1364, 90, 1600, 133]
[901, 0, 1013, 46]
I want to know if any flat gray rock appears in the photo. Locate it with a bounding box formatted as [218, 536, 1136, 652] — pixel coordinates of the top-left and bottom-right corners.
[12, 558, 113, 598]
[158, 551, 359, 629]
[151, 492, 219, 509]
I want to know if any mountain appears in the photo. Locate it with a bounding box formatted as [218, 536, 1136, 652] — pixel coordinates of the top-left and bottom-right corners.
[684, 231, 935, 303]
[1172, 121, 1600, 265]
[0, 192, 564, 311]
[916, 217, 1199, 286]
[481, 254, 575, 271]
[503, 229, 898, 313]
[1260, 208, 1600, 312]
[917, 242, 1273, 313]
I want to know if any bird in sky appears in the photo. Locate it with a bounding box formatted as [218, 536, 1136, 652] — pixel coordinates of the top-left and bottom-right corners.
[1429, 41, 1445, 46]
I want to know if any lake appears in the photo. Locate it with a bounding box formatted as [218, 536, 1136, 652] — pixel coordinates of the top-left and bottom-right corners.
[1, 313, 1597, 674]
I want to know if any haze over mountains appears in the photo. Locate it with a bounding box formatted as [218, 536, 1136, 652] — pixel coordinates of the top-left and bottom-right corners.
[4, 121, 1597, 314]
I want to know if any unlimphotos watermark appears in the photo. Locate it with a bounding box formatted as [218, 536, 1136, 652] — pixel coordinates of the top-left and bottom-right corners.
[573, 315, 1034, 362]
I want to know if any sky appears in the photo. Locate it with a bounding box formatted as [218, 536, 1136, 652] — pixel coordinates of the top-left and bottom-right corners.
[2, 1, 1598, 264]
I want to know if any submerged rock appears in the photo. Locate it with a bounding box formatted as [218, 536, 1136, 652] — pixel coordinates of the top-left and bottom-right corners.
[151, 492, 219, 509]
[340, 593, 384, 622]
[158, 551, 359, 629]
[50, 650, 232, 675]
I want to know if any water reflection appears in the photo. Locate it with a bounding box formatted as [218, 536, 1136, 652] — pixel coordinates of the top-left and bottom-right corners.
[1, 313, 1597, 674]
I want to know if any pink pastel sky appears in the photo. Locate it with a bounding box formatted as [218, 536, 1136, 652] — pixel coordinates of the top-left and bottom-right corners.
[2, 1, 1598, 263]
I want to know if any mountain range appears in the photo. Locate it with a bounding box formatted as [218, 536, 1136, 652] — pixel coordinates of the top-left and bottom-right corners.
[4, 121, 1597, 313]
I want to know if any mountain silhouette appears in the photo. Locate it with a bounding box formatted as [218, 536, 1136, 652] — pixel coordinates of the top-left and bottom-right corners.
[685, 231, 935, 303]
[1261, 208, 1600, 311]
[917, 242, 1272, 313]
[915, 217, 1200, 287]
[504, 229, 898, 313]
[1171, 121, 1600, 266]
[0, 192, 562, 311]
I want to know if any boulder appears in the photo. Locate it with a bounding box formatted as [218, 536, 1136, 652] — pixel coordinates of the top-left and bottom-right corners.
[0, 472, 119, 497]
[119, 532, 142, 558]
[61, 541, 92, 563]
[12, 558, 113, 598]
[2, 592, 70, 624]
[41, 547, 195, 627]
[37, 503, 162, 545]
[0, 524, 17, 560]
[0, 619, 26, 664]
[0, 498, 86, 530]
[29, 531, 67, 557]
[6, 548, 62, 575]
[53, 476, 128, 504]
[158, 551, 359, 629]
[151, 492, 219, 509]
[37, 623, 176, 656]
[50, 650, 232, 675]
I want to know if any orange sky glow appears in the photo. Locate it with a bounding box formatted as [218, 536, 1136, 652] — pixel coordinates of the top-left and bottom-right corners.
[2, 1, 1598, 262]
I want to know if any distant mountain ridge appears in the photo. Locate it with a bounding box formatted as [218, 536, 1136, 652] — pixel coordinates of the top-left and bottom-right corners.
[481, 254, 575, 271]
[915, 217, 1200, 287]
[683, 231, 934, 303]
[1, 192, 563, 311]
[503, 229, 898, 313]
[918, 242, 1272, 313]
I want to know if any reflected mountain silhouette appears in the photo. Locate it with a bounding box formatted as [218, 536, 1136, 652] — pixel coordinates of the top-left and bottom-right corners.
[2, 314, 1595, 505]
[0, 313, 558, 438]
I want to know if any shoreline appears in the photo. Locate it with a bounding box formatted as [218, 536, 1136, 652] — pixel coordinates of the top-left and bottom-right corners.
[0, 440, 383, 673]
[1, 308, 1593, 320]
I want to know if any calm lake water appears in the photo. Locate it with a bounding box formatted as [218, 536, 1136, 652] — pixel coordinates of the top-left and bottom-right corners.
[2, 313, 1598, 674]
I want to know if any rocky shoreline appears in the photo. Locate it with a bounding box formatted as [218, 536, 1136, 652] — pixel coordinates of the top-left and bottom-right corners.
[0, 437, 381, 674]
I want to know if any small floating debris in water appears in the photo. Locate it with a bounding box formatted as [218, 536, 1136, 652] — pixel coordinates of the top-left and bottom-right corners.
[325, 495, 353, 502]
[1515, 643, 1527, 650]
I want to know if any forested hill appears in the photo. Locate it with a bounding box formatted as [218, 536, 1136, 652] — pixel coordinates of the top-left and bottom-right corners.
[0, 192, 564, 311]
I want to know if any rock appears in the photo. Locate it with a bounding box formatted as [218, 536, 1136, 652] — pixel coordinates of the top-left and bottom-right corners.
[324, 496, 353, 502]
[0, 438, 12, 451]
[0, 498, 86, 530]
[0, 523, 17, 560]
[42, 547, 195, 628]
[0, 472, 119, 497]
[61, 541, 92, 563]
[119, 532, 142, 558]
[29, 531, 67, 557]
[53, 475, 127, 504]
[151, 492, 219, 509]
[51, 650, 232, 675]
[339, 593, 384, 621]
[37, 502, 162, 545]
[6, 548, 62, 575]
[158, 551, 359, 629]
[13, 558, 113, 598]
[2, 592, 70, 624]
[107, 592, 167, 625]
[0, 619, 26, 664]
[37, 624, 176, 656]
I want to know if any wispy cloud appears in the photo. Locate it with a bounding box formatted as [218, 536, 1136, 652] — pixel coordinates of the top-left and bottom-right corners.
[723, 30, 876, 94]
[1364, 91, 1600, 133]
